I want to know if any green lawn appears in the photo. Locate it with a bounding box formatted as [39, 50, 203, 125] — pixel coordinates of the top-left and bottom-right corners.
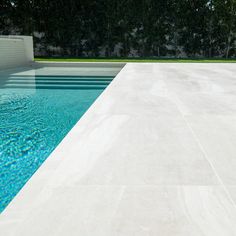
[35, 57, 236, 63]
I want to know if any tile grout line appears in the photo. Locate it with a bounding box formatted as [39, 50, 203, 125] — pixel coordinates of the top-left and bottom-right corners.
[170, 92, 236, 208]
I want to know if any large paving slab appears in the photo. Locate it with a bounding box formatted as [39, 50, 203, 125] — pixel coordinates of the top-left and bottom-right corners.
[1, 63, 236, 235]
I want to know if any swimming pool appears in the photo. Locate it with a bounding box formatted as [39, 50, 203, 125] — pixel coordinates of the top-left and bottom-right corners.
[0, 69, 114, 212]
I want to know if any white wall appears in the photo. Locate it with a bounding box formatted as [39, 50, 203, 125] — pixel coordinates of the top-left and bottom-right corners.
[0, 35, 34, 70]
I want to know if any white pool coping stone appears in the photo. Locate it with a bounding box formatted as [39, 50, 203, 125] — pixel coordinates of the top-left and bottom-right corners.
[1, 63, 236, 235]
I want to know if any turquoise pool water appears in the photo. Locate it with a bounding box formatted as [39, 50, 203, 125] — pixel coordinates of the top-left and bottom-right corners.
[0, 74, 113, 212]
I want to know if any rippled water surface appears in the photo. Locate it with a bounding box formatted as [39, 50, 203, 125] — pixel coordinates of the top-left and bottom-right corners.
[0, 74, 112, 212]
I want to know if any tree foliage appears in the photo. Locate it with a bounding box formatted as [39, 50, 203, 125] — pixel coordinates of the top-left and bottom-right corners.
[0, 0, 235, 57]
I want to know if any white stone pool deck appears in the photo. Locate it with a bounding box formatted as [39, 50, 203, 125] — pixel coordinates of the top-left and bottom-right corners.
[1, 63, 236, 235]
